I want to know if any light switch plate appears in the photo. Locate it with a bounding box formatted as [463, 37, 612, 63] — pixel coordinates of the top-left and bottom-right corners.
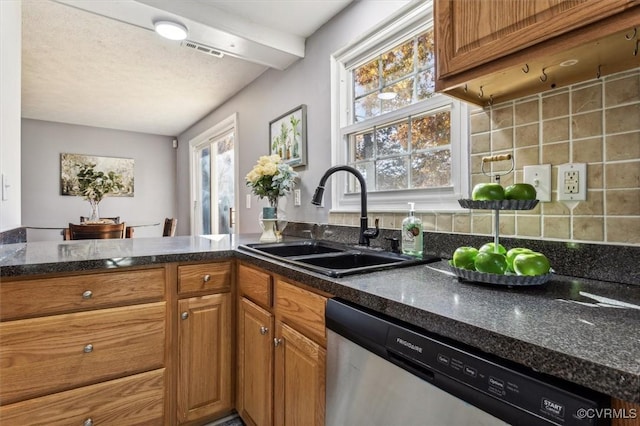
[523, 164, 551, 202]
[246, 194, 251, 209]
[294, 189, 301, 206]
[557, 163, 587, 201]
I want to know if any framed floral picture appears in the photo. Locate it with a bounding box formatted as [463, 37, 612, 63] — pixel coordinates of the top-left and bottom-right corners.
[60, 153, 134, 197]
[269, 104, 307, 168]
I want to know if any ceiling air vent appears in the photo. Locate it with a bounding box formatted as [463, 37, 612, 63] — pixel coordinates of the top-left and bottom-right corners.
[181, 40, 224, 58]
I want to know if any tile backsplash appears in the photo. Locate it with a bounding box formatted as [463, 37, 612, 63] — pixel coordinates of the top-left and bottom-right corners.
[330, 68, 640, 246]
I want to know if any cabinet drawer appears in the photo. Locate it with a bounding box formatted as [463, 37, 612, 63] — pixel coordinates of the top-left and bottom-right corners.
[0, 302, 166, 405]
[238, 263, 273, 309]
[0, 268, 166, 321]
[275, 279, 327, 346]
[178, 262, 232, 294]
[0, 369, 165, 425]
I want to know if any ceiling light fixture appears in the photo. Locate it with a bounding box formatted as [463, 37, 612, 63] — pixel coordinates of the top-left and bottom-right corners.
[154, 21, 188, 41]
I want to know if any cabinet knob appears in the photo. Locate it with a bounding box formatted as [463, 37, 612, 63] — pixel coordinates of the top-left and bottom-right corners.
[274, 338, 282, 347]
[181, 312, 189, 320]
[82, 290, 93, 299]
[260, 326, 269, 335]
[203, 274, 211, 283]
[83, 418, 93, 426]
[83, 344, 93, 353]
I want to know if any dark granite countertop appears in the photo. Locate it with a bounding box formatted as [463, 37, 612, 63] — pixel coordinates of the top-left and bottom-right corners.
[1, 235, 639, 403]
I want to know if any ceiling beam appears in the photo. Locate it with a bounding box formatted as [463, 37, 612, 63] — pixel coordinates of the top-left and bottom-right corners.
[54, 0, 304, 70]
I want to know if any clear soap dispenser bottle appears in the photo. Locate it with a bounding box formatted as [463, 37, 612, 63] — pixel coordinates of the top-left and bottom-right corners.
[401, 202, 423, 257]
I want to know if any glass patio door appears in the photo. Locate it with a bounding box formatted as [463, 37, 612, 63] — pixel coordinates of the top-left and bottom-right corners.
[193, 129, 235, 236]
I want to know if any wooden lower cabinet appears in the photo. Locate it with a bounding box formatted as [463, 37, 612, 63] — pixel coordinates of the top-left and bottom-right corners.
[237, 262, 328, 426]
[0, 369, 165, 425]
[274, 321, 326, 426]
[177, 292, 232, 424]
[237, 297, 274, 426]
[0, 266, 169, 425]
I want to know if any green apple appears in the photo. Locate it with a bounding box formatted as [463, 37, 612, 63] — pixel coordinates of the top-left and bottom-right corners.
[452, 247, 479, 270]
[474, 252, 508, 274]
[505, 183, 537, 200]
[513, 252, 551, 276]
[472, 183, 505, 201]
[506, 247, 533, 272]
[479, 242, 507, 255]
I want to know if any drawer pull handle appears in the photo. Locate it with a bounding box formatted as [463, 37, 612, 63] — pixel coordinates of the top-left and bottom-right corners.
[274, 338, 282, 347]
[181, 312, 189, 320]
[84, 418, 94, 426]
[83, 344, 93, 353]
[260, 326, 269, 335]
[82, 290, 93, 299]
[203, 274, 211, 283]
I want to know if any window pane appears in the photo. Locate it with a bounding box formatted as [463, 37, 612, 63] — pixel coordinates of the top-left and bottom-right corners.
[347, 162, 371, 193]
[381, 77, 414, 114]
[200, 147, 211, 235]
[412, 111, 451, 150]
[417, 30, 435, 70]
[416, 69, 435, 100]
[376, 157, 408, 190]
[382, 39, 414, 83]
[351, 131, 374, 161]
[411, 149, 451, 188]
[354, 92, 380, 122]
[354, 58, 380, 98]
[376, 120, 408, 156]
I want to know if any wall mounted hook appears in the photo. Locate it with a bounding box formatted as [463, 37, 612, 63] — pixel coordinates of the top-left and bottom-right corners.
[539, 68, 548, 82]
[625, 27, 637, 41]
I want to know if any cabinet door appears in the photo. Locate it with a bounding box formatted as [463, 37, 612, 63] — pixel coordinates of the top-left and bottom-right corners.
[274, 321, 326, 426]
[435, 0, 633, 79]
[177, 293, 232, 424]
[237, 298, 274, 426]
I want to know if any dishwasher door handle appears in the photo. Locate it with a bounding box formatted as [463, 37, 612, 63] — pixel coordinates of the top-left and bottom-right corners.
[388, 351, 435, 382]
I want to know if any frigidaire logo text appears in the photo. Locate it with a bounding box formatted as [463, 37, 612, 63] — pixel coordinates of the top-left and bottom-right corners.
[396, 337, 423, 354]
[542, 398, 565, 417]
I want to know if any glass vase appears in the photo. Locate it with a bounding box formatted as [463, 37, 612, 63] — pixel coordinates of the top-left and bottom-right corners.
[259, 207, 278, 242]
[259, 200, 288, 242]
[88, 199, 100, 222]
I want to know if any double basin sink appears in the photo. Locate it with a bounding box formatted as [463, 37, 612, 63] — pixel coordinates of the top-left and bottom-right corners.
[238, 239, 439, 277]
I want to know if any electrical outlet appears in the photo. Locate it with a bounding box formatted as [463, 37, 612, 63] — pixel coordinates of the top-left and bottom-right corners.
[523, 164, 551, 202]
[294, 189, 301, 206]
[557, 163, 587, 201]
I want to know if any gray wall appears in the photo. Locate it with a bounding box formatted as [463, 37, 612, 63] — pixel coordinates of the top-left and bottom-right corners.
[22, 119, 177, 241]
[177, 1, 409, 234]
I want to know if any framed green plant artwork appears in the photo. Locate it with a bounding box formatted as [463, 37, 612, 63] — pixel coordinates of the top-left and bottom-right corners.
[269, 104, 307, 168]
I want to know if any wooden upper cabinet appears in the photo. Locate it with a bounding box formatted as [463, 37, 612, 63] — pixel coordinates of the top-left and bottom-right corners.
[434, 0, 640, 105]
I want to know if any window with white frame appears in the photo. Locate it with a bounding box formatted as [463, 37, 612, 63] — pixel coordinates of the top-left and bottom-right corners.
[330, 2, 468, 212]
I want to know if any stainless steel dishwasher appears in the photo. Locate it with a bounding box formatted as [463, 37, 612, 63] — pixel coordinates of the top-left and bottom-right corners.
[326, 298, 609, 426]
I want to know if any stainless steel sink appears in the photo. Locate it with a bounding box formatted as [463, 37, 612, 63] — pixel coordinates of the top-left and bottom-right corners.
[238, 240, 439, 277]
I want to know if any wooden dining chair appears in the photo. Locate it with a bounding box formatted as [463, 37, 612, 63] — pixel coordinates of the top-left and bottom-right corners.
[163, 218, 177, 237]
[67, 222, 126, 240]
[80, 216, 120, 224]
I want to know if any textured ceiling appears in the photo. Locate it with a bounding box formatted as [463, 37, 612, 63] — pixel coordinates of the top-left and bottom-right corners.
[21, 0, 353, 136]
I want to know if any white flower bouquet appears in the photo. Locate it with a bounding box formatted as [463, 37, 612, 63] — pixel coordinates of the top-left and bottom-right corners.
[245, 154, 297, 207]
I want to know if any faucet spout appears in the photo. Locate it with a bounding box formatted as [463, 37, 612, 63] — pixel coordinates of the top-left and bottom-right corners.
[311, 165, 378, 246]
